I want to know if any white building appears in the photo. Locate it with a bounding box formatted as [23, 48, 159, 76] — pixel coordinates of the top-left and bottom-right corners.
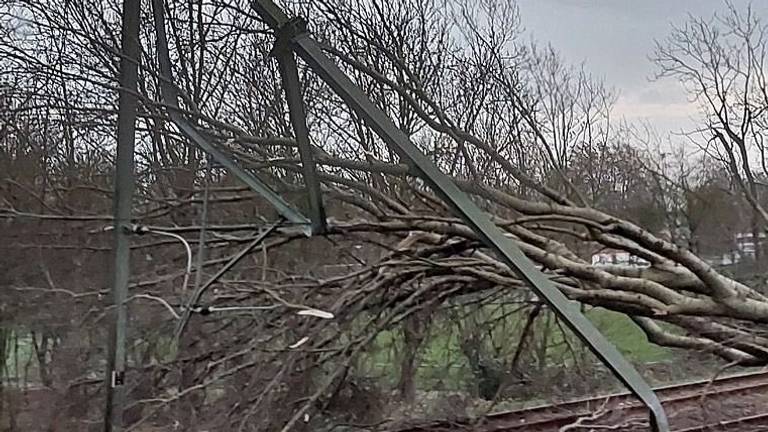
[706, 232, 766, 266]
[591, 249, 650, 268]
[735, 232, 766, 257]
[591, 232, 766, 269]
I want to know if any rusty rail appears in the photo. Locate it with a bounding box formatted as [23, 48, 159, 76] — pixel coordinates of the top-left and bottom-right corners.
[674, 412, 768, 432]
[394, 369, 768, 432]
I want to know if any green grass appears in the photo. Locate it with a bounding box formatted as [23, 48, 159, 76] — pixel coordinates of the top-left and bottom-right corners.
[2, 306, 673, 393]
[1, 330, 37, 384]
[587, 308, 672, 363]
[357, 306, 673, 391]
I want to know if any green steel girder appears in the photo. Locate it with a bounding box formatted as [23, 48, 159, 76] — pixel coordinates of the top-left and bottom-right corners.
[272, 21, 327, 235]
[152, 0, 311, 235]
[104, 0, 141, 430]
[249, 1, 669, 430]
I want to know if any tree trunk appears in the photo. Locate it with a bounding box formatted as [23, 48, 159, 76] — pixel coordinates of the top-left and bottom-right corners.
[397, 313, 428, 404]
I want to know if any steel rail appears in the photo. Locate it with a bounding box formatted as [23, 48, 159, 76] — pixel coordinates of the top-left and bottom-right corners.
[394, 369, 768, 432]
[503, 376, 768, 431]
[249, 1, 668, 430]
[484, 369, 768, 428]
[673, 412, 768, 432]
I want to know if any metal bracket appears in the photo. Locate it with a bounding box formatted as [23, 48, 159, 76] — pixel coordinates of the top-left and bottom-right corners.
[174, 220, 282, 340]
[270, 17, 308, 57]
[111, 370, 125, 388]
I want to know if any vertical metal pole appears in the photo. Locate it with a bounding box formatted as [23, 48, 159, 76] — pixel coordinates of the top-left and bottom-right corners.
[273, 25, 327, 234]
[104, 0, 141, 430]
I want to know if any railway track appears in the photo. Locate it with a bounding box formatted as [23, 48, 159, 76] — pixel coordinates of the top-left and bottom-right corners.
[674, 412, 768, 432]
[396, 369, 768, 432]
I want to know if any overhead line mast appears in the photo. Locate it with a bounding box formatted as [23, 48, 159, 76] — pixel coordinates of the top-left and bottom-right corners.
[103, 0, 141, 430]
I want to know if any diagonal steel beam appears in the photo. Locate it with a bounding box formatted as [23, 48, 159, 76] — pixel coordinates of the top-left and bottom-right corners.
[151, 0, 310, 235]
[272, 21, 327, 234]
[170, 116, 310, 234]
[250, 2, 669, 430]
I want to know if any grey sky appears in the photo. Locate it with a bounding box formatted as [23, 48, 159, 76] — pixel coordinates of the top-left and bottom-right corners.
[517, 0, 768, 138]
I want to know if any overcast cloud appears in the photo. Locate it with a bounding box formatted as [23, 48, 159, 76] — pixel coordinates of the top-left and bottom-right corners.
[517, 0, 768, 138]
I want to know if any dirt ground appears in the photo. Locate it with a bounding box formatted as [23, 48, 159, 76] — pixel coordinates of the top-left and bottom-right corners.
[5, 375, 768, 431]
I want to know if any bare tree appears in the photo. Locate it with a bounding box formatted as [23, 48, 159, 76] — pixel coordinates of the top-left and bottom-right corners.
[654, 2, 768, 259]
